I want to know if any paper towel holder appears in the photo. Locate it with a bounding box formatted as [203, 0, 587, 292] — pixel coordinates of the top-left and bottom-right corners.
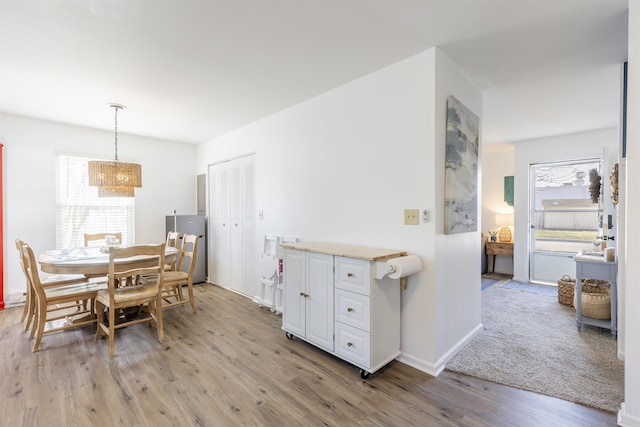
[375, 255, 421, 290]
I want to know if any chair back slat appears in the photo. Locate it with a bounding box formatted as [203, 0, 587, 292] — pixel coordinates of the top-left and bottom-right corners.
[84, 232, 123, 247]
[21, 244, 47, 303]
[176, 234, 199, 275]
[165, 231, 180, 271]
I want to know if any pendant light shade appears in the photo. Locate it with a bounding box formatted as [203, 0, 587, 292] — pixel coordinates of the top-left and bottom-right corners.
[96, 186, 136, 197]
[88, 104, 142, 197]
[88, 161, 142, 188]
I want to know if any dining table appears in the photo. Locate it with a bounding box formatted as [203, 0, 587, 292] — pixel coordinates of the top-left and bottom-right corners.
[39, 245, 179, 277]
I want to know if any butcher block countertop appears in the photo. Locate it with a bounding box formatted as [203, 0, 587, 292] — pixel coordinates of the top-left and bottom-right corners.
[279, 241, 406, 262]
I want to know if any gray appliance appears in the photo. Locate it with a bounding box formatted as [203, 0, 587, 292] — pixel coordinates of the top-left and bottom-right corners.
[166, 215, 207, 283]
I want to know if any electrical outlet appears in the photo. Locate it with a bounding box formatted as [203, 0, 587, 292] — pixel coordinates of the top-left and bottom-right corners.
[404, 209, 419, 225]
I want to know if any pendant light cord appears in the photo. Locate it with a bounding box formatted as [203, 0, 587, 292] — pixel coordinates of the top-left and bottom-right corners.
[113, 105, 119, 162]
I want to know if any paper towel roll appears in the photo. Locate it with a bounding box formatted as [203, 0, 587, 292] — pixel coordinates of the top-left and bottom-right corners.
[386, 255, 421, 279]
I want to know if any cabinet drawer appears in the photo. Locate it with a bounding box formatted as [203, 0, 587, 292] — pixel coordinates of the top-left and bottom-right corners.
[335, 289, 370, 332]
[335, 322, 370, 369]
[486, 242, 513, 256]
[335, 257, 370, 295]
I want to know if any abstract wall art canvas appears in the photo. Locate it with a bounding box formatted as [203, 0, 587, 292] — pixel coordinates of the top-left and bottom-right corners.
[444, 95, 479, 235]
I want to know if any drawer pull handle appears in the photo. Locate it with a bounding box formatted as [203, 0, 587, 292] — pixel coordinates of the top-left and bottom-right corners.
[299, 292, 308, 297]
[347, 307, 354, 312]
[347, 342, 353, 347]
[347, 273, 354, 278]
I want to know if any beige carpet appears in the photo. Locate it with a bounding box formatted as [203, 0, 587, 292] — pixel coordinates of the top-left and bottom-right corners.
[446, 283, 624, 413]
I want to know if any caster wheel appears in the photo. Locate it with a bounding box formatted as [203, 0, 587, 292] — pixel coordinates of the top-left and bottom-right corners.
[285, 332, 294, 340]
[359, 369, 370, 379]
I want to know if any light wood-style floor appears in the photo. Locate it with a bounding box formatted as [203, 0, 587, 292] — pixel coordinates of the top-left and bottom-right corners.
[0, 283, 616, 426]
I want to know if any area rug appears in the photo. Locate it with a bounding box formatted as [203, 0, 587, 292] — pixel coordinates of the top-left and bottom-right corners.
[501, 279, 558, 297]
[481, 277, 499, 291]
[446, 285, 624, 413]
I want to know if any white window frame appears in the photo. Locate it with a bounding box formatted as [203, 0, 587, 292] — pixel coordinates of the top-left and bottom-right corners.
[56, 154, 135, 249]
[530, 158, 602, 255]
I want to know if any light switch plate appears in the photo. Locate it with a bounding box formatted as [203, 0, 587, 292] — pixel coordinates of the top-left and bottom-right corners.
[404, 209, 419, 225]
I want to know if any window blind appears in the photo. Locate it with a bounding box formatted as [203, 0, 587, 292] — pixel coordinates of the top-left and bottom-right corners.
[56, 154, 134, 249]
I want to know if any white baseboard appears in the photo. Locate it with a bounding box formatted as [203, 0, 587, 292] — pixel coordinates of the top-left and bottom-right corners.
[397, 322, 484, 377]
[5, 293, 26, 308]
[618, 403, 640, 427]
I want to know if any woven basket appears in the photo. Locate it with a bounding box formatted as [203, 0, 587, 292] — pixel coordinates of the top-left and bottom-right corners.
[573, 279, 611, 320]
[557, 275, 575, 307]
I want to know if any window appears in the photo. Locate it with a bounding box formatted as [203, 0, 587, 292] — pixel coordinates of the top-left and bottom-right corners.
[531, 159, 601, 254]
[56, 154, 134, 248]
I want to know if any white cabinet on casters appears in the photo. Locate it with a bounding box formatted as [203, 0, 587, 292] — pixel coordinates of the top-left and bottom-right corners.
[282, 250, 334, 352]
[281, 242, 405, 379]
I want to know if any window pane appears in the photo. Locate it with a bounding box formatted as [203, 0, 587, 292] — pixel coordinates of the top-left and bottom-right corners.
[56, 155, 134, 248]
[532, 161, 601, 253]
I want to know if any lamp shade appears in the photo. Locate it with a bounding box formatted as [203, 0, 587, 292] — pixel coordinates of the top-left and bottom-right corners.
[88, 161, 142, 188]
[495, 212, 514, 227]
[97, 186, 135, 197]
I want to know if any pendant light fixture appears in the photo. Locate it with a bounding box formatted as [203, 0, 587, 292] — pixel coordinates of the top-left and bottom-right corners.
[88, 104, 142, 197]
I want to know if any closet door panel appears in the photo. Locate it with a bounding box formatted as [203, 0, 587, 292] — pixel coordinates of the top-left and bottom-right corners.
[241, 156, 257, 297]
[230, 160, 244, 292]
[217, 162, 231, 287]
[207, 166, 218, 283]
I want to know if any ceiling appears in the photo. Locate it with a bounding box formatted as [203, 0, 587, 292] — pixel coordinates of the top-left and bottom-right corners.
[0, 0, 629, 145]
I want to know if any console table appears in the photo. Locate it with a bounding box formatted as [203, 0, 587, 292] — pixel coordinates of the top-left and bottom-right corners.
[574, 255, 617, 338]
[486, 241, 513, 274]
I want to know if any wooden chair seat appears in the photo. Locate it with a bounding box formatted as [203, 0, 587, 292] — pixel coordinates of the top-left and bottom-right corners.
[41, 274, 88, 286]
[97, 282, 157, 305]
[162, 270, 188, 283]
[45, 282, 107, 299]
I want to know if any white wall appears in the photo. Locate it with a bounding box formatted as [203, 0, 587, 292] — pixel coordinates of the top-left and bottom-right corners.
[0, 113, 197, 301]
[513, 128, 619, 283]
[197, 47, 482, 375]
[620, 1, 640, 425]
[431, 49, 483, 364]
[481, 144, 514, 275]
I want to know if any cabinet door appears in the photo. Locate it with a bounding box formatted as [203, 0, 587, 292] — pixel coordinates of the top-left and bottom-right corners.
[306, 252, 334, 352]
[282, 250, 306, 338]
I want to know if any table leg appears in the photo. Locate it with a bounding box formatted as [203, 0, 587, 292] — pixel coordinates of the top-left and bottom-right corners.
[576, 276, 583, 331]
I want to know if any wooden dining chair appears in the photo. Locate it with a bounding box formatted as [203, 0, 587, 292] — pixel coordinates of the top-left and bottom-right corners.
[15, 238, 87, 333]
[19, 242, 107, 352]
[157, 234, 199, 313]
[165, 231, 180, 271]
[95, 244, 165, 357]
[84, 232, 123, 247]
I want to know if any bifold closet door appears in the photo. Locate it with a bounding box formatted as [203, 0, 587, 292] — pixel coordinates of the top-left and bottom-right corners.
[208, 154, 256, 297]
